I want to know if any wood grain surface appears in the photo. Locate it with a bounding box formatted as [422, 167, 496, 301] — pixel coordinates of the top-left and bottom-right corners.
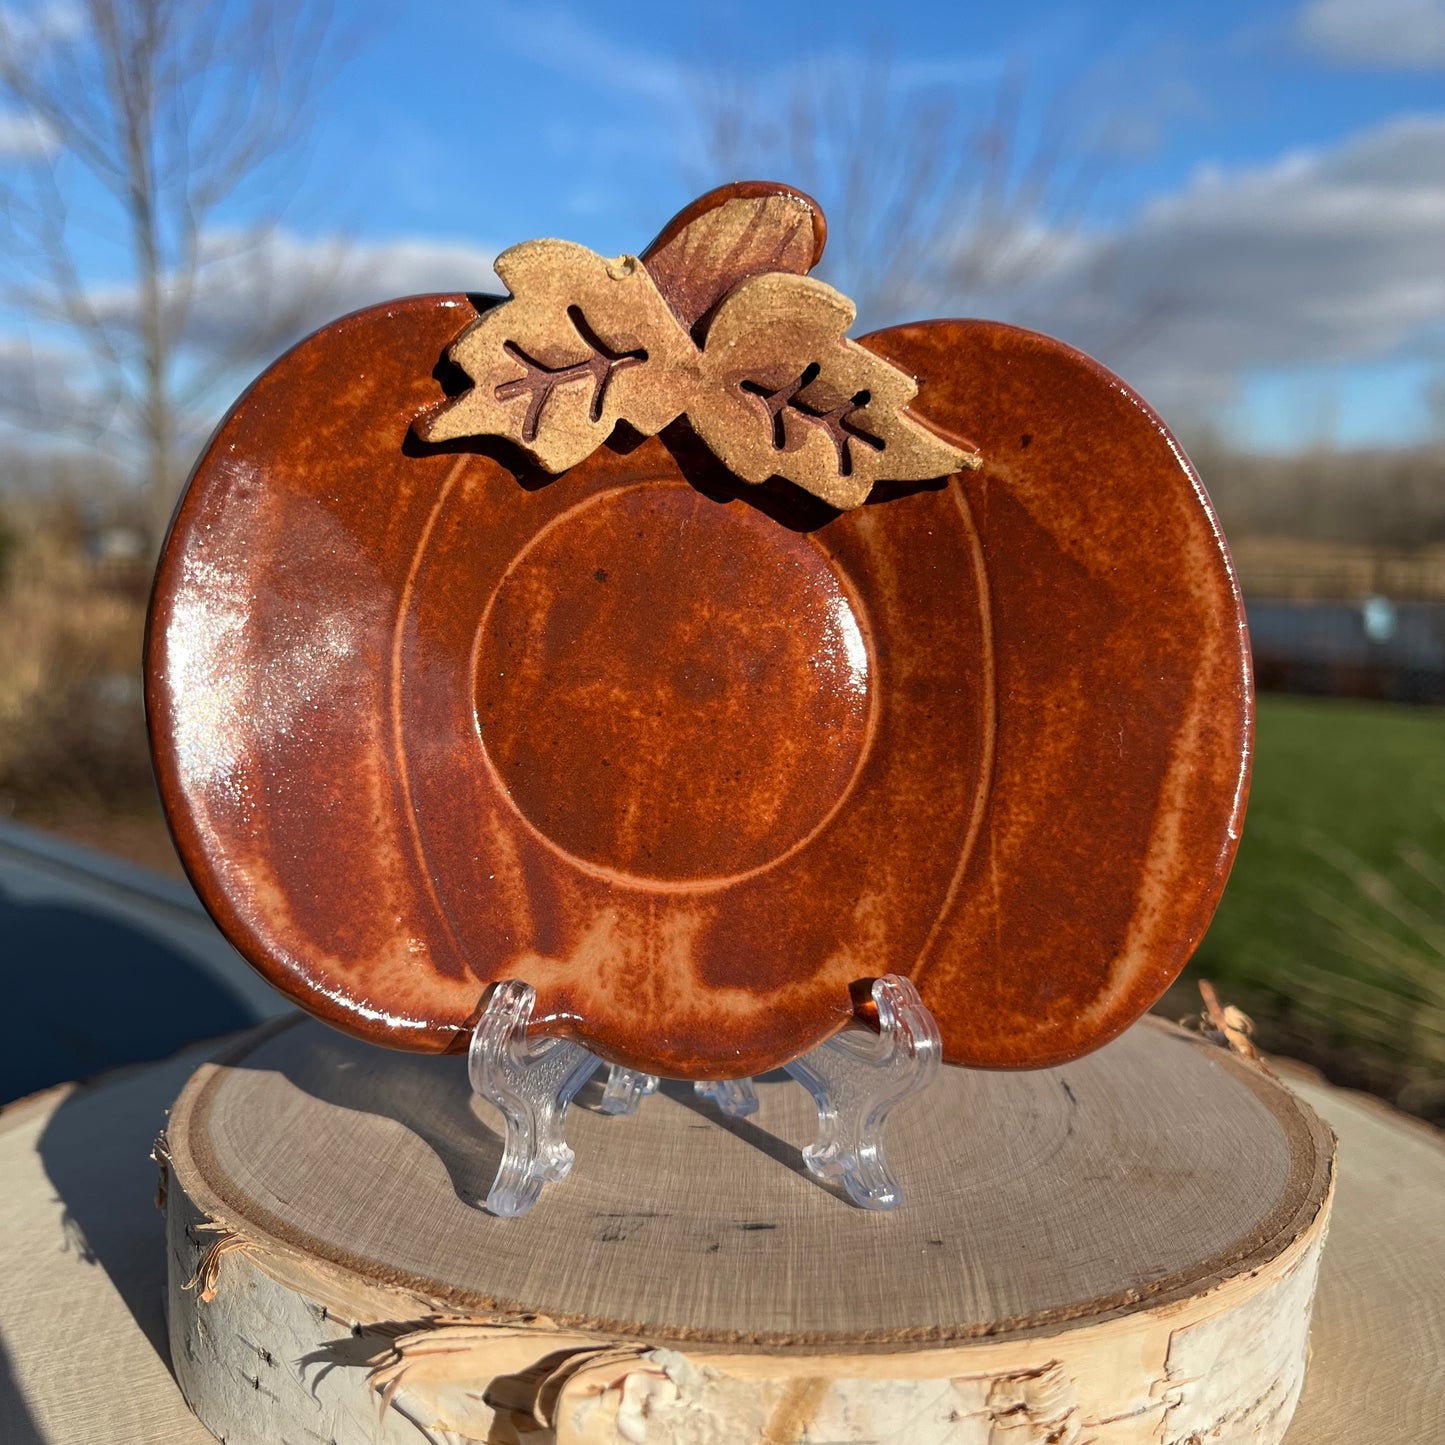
[146, 183, 1250, 1075]
[166, 1016, 1324, 1343]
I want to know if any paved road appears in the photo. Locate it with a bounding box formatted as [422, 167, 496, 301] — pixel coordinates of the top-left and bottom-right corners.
[0, 818, 292, 1104]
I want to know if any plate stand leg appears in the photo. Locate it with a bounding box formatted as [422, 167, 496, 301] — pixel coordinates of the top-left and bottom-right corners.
[467, 981, 600, 1217]
[694, 1077, 760, 1117]
[599, 1065, 660, 1116]
[469, 975, 940, 1216]
[782, 975, 942, 1211]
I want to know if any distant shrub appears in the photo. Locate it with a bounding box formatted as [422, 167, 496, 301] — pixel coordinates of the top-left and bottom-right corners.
[1187, 438, 1445, 551]
[0, 505, 154, 814]
[0, 511, 16, 593]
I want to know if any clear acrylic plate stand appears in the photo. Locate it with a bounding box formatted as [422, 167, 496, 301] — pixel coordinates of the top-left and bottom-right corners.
[468, 975, 940, 1217]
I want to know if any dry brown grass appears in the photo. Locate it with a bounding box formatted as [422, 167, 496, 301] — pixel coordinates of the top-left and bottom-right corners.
[0, 500, 154, 814]
[1274, 824, 1445, 1119]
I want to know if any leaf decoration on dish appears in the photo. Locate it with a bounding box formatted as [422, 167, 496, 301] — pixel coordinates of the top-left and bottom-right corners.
[418, 240, 694, 474]
[691, 273, 971, 510]
[415, 236, 977, 508]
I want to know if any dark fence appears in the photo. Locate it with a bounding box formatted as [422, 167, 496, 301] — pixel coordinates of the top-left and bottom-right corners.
[1246, 598, 1445, 704]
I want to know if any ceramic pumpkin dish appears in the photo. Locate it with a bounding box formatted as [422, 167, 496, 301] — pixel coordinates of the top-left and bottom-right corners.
[145, 182, 1251, 1079]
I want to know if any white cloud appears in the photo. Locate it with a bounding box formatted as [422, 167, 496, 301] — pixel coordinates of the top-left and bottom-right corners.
[0, 110, 57, 161]
[1002, 114, 1445, 423]
[0, 4, 83, 161]
[8, 110, 1445, 460]
[346, 236, 503, 299]
[0, 332, 120, 450]
[172, 229, 500, 353]
[200, 157, 1445, 443]
[61, 227, 499, 356]
[0, 0, 84, 53]
[1298, 0, 1445, 69]
[0, 230, 503, 460]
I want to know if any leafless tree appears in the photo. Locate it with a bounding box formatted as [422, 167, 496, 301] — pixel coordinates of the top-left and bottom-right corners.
[1427, 373, 1445, 444]
[0, 0, 344, 543]
[689, 53, 1108, 333]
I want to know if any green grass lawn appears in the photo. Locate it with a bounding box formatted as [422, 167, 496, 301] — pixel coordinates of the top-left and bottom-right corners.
[1182, 694, 1445, 1118]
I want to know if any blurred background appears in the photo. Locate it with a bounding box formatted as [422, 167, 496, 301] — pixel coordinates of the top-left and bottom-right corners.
[0, 0, 1441, 1117]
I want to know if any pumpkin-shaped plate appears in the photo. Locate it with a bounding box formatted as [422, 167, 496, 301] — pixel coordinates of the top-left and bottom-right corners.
[146, 185, 1250, 1078]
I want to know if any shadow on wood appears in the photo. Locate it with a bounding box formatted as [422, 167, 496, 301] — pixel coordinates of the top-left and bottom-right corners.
[0, 881, 258, 1104]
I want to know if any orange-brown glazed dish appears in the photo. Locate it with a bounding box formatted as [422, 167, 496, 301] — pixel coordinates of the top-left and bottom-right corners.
[146, 185, 1250, 1078]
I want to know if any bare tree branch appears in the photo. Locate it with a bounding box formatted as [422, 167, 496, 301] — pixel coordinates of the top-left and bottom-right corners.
[0, 0, 347, 543]
[686, 53, 1108, 332]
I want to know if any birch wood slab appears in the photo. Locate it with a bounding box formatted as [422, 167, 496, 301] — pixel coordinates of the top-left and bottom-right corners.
[162, 1015, 1333, 1444]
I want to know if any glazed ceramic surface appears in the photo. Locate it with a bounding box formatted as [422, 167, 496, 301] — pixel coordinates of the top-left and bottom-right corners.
[146, 188, 1251, 1077]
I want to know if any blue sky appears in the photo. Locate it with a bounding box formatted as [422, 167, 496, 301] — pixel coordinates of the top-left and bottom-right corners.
[2, 0, 1444, 455]
[318, 0, 1443, 243]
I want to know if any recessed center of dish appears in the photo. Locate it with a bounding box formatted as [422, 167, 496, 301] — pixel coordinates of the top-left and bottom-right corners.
[475, 482, 873, 885]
